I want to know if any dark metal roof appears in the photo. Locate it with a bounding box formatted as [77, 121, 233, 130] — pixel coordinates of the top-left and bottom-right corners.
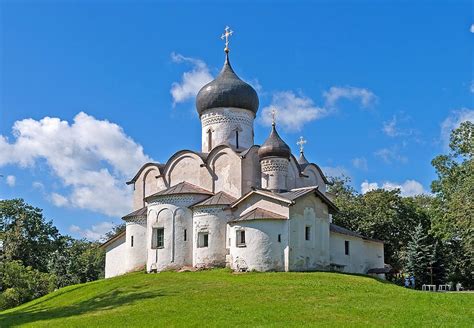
[122, 206, 147, 220]
[330, 223, 383, 243]
[230, 207, 286, 223]
[258, 123, 291, 159]
[196, 53, 259, 116]
[145, 182, 213, 200]
[278, 187, 316, 201]
[193, 191, 237, 207]
[100, 230, 125, 249]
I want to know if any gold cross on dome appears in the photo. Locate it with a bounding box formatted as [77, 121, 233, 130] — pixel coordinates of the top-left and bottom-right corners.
[297, 136, 307, 153]
[221, 26, 233, 53]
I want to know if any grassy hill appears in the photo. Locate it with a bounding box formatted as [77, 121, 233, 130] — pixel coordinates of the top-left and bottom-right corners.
[1, 269, 472, 327]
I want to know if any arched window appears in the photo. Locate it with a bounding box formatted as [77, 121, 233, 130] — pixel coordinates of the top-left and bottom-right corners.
[207, 129, 212, 152]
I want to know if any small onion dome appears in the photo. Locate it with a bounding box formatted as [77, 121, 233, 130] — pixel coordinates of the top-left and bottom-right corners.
[196, 53, 259, 116]
[297, 151, 309, 165]
[258, 123, 291, 160]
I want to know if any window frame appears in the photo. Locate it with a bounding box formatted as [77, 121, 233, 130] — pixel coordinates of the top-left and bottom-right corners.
[131, 235, 134, 247]
[236, 230, 246, 247]
[344, 240, 350, 256]
[198, 231, 209, 248]
[152, 227, 165, 249]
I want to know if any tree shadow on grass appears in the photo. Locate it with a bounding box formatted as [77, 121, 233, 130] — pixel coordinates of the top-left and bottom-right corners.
[0, 288, 167, 327]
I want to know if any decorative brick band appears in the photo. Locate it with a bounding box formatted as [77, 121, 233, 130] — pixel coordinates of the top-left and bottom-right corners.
[261, 159, 289, 173]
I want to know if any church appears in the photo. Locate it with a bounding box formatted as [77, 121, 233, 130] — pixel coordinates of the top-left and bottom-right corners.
[102, 28, 385, 278]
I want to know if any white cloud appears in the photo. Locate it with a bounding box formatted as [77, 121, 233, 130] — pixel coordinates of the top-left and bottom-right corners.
[260, 91, 328, 131]
[352, 157, 368, 171]
[374, 147, 408, 164]
[321, 165, 349, 178]
[32, 181, 44, 190]
[6, 175, 15, 187]
[323, 86, 377, 108]
[170, 52, 213, 105]
[382, 114, 417, 138]
[382, 116, 399, 137]
[69, 221, 114, 241]
[470, 24, 474, 33]
[361, 179, 428, 197]
[260, 86, 377, 132]
[0, 112, 151, 217]
[51, 192, 69, 207]
[361, 180, 379, 194]
[440, 108, 474, 150]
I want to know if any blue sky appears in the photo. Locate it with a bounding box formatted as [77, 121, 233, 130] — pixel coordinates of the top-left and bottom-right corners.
[1, 1, 473, 240]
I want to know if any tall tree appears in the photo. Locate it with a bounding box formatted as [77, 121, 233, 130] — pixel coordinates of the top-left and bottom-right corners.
[405, 224, 434, 288]
[0, 199, 60, 272]
[431, 121, 473, 288]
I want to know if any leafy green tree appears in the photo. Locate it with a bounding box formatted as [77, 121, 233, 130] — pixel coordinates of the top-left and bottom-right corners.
[0, 260, 56, 310]
[431, 121, 473, 288]
[0, 199, 61, 272]
[48, 237, 105, 288]
[104, 223, 125, 241]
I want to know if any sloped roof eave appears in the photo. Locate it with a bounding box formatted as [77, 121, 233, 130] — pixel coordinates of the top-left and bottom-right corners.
[100, 230, 126, 249]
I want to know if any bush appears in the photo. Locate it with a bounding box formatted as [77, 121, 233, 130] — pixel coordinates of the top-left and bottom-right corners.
[0, 260, 56, 310]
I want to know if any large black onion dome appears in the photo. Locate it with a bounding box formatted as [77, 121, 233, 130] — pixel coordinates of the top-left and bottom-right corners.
[258, 123, 291, 159]
[196, 53, 259, 116]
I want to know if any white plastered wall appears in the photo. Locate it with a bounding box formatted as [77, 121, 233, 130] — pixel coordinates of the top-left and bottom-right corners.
[228, 220, 288, 272]
[104, 234, 127, 278]
[208, 148, 242, 197]
[165, 153, 213, 191]
[329, 232, 385, 275]
[192, 206, 231, 267]
[200, 107, 254, 152]
[146, 194, 209, 272]
[241, 146, 261, 194]
[288, 193, 330, 271]
[125, 219, 147, 272]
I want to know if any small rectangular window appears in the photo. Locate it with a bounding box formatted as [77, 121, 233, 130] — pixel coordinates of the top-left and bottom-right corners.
[184, 229, 187, 241]
[198, 232, 209, 248]
[278, 234, 281, 243]
[152, 228, 164, 249]
[345, 240, 350, 255]
[237, 230, 246, 247]
[131, 235, 134, 247]
[305, 226, 311, 241]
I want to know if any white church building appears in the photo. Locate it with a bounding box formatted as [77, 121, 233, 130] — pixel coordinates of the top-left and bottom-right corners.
[102, 30, 385, 278]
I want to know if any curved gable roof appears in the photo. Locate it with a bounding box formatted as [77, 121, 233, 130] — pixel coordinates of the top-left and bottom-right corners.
[301, 163, 331, 185]
[126, 162, 164, 185]
[161, 149, 208, 177]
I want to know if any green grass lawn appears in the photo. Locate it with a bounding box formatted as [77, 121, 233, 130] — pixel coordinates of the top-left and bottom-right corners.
[1, 269, 472, 327]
